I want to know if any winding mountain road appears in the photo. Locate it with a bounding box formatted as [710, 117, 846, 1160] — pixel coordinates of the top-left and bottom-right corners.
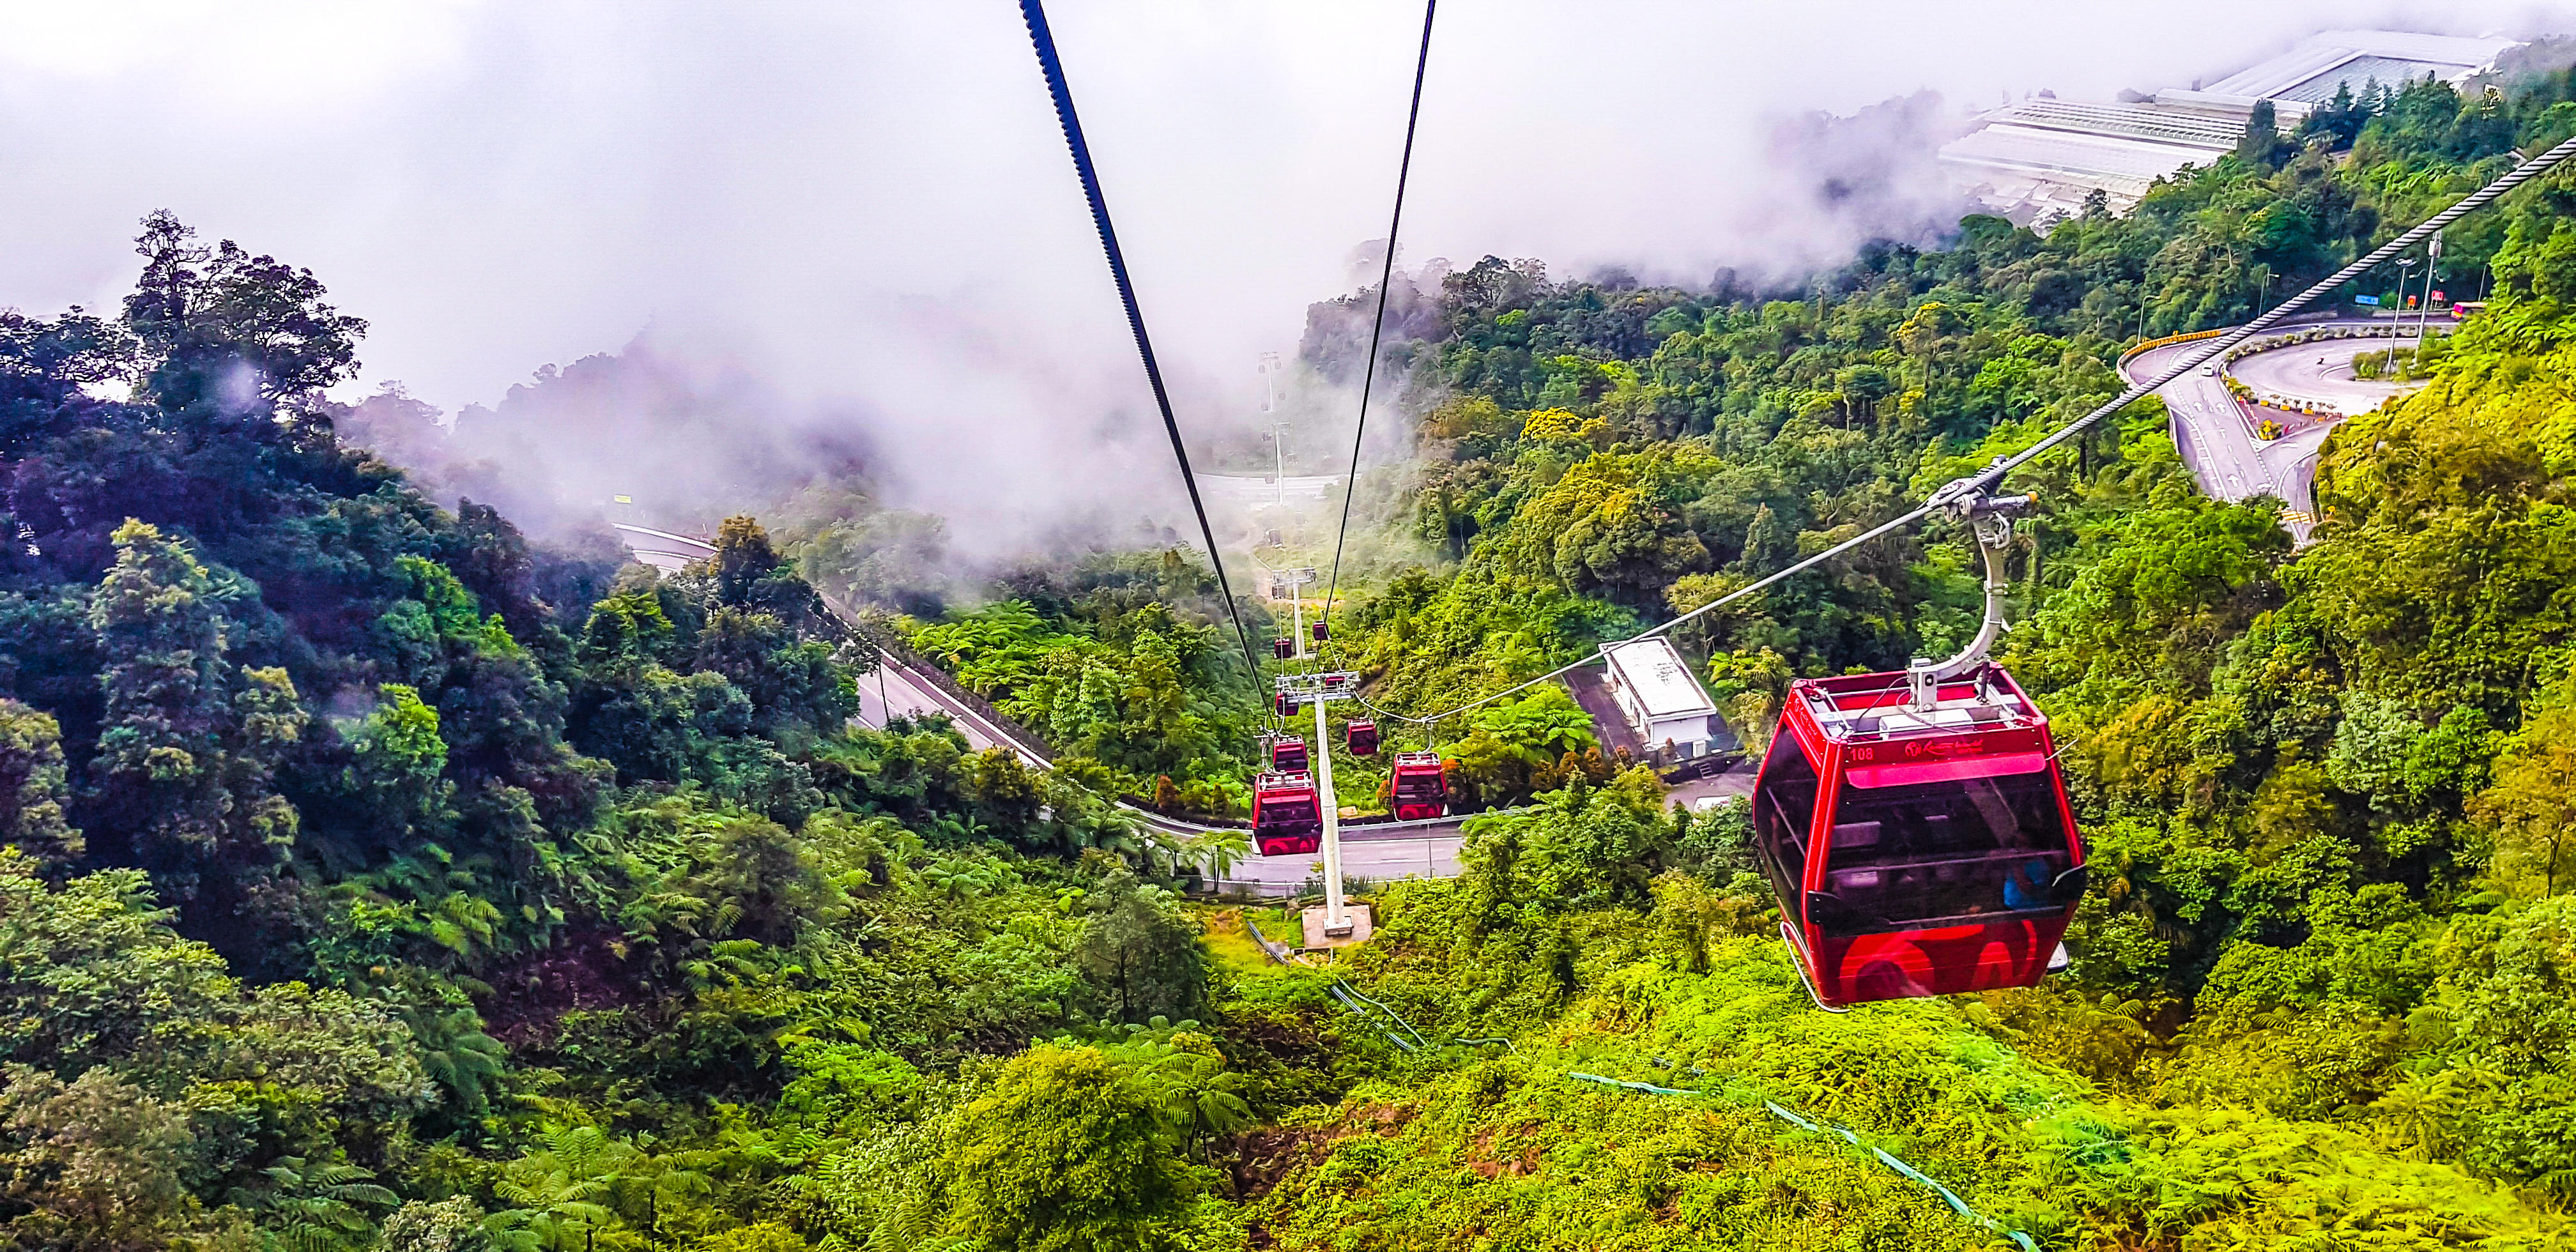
[2121, 317, 2422, 540]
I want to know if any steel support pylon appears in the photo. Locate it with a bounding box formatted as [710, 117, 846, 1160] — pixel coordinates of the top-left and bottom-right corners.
[1314, 695, 1344, 929]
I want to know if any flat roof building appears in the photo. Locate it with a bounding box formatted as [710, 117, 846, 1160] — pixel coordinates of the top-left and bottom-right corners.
[2202, 31, 2518, 104]
[1599, 637, 1731, 760]
[1941, 30, 2522, 225]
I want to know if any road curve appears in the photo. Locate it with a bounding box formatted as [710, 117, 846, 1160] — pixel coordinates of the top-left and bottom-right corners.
[2122, 317, 2425, 542]
[2122, 339, 2281, 507]
[2229, 337, 2417, 415]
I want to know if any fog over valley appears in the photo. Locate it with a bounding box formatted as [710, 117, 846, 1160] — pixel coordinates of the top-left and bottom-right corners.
[4, 0, 2555, 547]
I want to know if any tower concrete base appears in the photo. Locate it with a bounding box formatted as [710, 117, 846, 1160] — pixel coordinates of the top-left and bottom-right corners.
[1301, 903, 1373, 949]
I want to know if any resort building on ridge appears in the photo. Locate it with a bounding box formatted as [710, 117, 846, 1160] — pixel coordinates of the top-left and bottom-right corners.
[1940, 29, 2524, 225]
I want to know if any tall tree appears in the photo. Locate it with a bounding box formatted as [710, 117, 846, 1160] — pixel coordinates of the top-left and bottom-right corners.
[0, 700, 79, 867]
[123, 210, 365, 430]
[84, 521, 303, 925]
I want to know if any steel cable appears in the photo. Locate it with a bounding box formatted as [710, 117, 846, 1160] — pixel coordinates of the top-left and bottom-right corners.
[1319, 0, 1439, 667]
[1018, 0, 1266, 683]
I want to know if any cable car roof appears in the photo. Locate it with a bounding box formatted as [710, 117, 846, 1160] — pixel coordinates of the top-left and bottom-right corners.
[1791, 664, 2047, 746]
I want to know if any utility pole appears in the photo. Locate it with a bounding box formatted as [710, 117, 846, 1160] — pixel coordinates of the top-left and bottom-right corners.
[1257, 351, 1282, 413]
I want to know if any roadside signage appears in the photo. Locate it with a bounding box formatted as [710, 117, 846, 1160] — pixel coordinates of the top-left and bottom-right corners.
[2354, 294, 2382, 306]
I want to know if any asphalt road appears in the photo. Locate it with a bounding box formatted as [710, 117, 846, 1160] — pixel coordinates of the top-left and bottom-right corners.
[2124, 340, 2280, 507]
[855, 647, 1752, 893]
[2230, 339, 2416, 414]
[2121, 318, 2421, 540]
[1195, 472, 1341, 505]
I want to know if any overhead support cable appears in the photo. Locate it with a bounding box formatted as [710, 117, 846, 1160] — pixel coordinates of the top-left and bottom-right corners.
[1370, 133, 2576, 729]
[1319, 0, 1439, 659]
[1018, 0, 1265, 683]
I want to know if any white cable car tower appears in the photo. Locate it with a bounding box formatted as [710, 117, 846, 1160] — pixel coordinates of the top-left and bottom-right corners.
[1277, 663, 1366, 943]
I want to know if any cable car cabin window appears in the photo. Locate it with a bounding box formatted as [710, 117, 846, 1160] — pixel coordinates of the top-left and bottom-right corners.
[1752, 734, 1818, 906]
[1391, 752, 1453, 804]
[1818, 769, 2071, 934]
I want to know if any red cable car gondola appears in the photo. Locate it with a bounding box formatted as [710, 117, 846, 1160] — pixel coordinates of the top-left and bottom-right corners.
[1384, 751, 1446, 820]
[1749, 493, 2085, 1011]
[1269, 737, 1308, 772]
[1273, 637, 1295, 660]
[1252, 770, 1321, 856]
[1312, 620, 1330, 643]
[1346, 719, 1379, 756]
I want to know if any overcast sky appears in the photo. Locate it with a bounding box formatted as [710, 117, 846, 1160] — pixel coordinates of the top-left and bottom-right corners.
[2, 1, 2568, 529]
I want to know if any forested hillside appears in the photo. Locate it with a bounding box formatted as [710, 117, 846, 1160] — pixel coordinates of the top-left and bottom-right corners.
[0, 66, 2573, 1252]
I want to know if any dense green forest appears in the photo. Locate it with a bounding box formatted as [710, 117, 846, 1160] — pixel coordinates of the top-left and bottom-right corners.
[3, 65, 2576, 1252]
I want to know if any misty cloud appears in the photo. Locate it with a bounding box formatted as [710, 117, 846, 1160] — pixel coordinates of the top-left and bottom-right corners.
[5, 1, 2570, 549]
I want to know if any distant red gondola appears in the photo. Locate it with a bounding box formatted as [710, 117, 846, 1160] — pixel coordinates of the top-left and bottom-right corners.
[1384, 751, 1446, 820]
[1273, 637, 1295, 659]
[1346, 719, 1379, 756]
[1252, 770, 1322, 856]
[1274, 692, 1301, 717]
[1748, 492, 2084, 1010]
[1312, 621, 1330, 642]
[1269, 737, 1309, 772]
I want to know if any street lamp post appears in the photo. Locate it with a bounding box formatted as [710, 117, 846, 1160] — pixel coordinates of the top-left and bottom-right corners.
[2420, 234, 2443, 344]
[2393, 257, 2419, 370]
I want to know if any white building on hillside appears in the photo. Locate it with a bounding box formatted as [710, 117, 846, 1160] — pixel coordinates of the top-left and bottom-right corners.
[1599, 638, 1727, 761]
[1941, 30, 2524, 225]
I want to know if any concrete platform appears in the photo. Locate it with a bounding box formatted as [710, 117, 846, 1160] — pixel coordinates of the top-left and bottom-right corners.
[1301, 903, 1374, 949]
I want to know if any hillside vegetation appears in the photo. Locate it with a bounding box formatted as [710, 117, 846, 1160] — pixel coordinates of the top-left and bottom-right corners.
[0, 69, 2572, 1252]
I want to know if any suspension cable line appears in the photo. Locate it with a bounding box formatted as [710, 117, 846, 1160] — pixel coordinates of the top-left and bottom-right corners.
[1319, 0, 1439, 667]
[1018, 0, 1266, 685]
[1361, 132, 2576, 730]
